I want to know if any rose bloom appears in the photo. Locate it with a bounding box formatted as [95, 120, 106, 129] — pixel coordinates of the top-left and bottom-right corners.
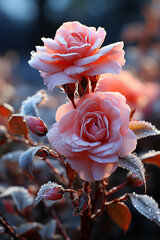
[96, 71, 160, 115]
[47, 92, 137, 182]
[29, 21, 125, 91]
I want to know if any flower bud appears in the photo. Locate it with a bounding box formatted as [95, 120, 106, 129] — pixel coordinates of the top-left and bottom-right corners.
[43, 186, 64, 201]
[35, 147, 50, 160]
[0, 125, 7, 146]
[25, 116, 48, 137]
[127, 172, 144, 187]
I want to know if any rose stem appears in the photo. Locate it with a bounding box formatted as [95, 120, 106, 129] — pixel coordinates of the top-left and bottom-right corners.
[105, 181, 128, 197]
[80, 181, 93, 240]
[44, 158, 68, 186]
[91, 181, 128, 220]
[91, 180, 107, 220]
[0, 213, 20, 240]
[50, 208, 70, 240]
[91, 181, 101, 213]
[105, 194, 129, 206]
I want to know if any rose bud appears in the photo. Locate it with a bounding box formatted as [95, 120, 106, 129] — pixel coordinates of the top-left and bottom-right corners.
[43, 186, 64, 201]
[25, 116, 48, 137]
[35, 147, 50, 160]
[127, 172, 145, 187]
[0, 125, 7, 146]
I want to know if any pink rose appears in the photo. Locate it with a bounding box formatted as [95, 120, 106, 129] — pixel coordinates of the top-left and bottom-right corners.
[47, 92, 137, 182]
[96, 71, 160, 114]
[29, 21, 125, 91]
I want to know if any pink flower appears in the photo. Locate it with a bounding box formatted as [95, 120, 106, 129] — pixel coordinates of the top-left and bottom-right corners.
[47, 92, 137, 182]
[96, 71, 160, 114]
[29, 21, 125, 91]
[96, 71, 145, 109]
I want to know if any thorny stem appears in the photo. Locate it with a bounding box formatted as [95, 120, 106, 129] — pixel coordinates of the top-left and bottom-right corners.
[50, 209, 70, 240]
[0, 213, 20, 240]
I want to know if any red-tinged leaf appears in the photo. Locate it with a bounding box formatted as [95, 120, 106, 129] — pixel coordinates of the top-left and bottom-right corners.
[8, 114, 29, 137]
[129, 120, 160, 139]
[18, 146, 45, 179]
[66, 162, 77, 183]
[107, 202, 132, 233]
[140, 150, 160, 167]
[0, 103, 14, 118]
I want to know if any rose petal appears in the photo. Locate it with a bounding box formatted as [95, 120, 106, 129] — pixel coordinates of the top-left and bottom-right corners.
[64, 65, 90, 76]
[74, 53, 102, 66]
[89, 153, 119, 163]
[56, 102, 74, 122]
[117, 129, 137, 157]
[59, 109, 76, 133]
[42, 38, 62, 51]
[44, 72, 76, 91]
[85, 59, 122, 75]
[28, 57, 65, 73]
[92, 161, 118, 181]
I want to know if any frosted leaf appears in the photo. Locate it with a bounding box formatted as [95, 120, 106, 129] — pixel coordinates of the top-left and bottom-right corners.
[0, 186, 34, 211]
[34, 181, 63, 207]
[119, 154, 146, 190]
[129, 120, 160, 139]
[129, 193, 160, 226]
[16, 222, 42, 235]
[1, 150, 23, 163]
[40, 220, 56, 239]
[18, 146, 45, 179]
[20, 90, 47, 117]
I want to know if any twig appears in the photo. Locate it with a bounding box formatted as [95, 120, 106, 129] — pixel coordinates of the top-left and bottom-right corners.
[50, 209, 70, 240]
[105, 194, 129, 206]
[44, 158, 68, 186]
[0, 213, 20, 240]
[105, 181, 128, 197]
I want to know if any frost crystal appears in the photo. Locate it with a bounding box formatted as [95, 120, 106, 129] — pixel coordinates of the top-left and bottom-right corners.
[119, 154, 146, 190]
[129, 193, 160, 226]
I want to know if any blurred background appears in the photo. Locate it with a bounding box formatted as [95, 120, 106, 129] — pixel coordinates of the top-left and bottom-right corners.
[0, 0, 160, 239]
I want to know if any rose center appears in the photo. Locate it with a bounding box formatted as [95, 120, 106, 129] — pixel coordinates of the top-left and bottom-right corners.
[81, 113, 109, 142]
[67, 32, 85, 48]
